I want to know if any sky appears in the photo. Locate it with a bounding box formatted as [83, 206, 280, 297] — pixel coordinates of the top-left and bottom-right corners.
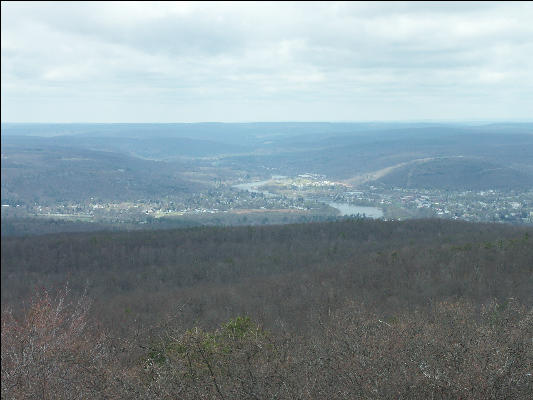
[2, 1, 533, 123]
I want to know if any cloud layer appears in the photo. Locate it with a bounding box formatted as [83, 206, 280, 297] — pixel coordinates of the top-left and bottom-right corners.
[2, 1, 532, 122]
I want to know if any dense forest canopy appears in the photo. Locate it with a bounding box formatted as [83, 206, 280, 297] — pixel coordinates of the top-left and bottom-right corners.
[2, 218, 532, 398]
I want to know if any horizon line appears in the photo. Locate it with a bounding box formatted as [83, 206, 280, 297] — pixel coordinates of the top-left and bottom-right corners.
[3, 119, 533, 124]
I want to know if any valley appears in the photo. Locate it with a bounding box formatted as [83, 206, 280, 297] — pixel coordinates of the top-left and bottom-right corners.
[2, 122, 533, 235]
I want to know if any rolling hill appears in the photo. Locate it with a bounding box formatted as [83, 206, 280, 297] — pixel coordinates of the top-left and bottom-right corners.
[1, 144, 204, 205]
[369, 157, 533, 190]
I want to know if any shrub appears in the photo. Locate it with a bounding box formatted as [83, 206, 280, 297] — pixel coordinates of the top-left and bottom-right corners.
[140, 316, 294, 399]
[1, 287, 111, 400]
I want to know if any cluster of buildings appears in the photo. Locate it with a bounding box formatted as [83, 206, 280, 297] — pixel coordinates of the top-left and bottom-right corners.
[337, 187, 533, 224]
[3, 174, 532, 226]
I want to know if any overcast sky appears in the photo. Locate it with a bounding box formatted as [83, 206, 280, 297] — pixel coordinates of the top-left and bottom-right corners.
[2, 1, 533, 122]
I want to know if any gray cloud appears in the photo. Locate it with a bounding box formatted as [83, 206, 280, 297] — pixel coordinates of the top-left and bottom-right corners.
[2, 1, 532, 122]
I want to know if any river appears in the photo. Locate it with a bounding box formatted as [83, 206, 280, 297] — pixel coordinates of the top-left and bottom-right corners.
[325, 202, 383, 218]
[233, 176, 383, 219]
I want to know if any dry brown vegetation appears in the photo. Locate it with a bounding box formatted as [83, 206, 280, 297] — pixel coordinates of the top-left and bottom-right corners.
[2, 219, 533, 398]
[1, 288, 111, 399]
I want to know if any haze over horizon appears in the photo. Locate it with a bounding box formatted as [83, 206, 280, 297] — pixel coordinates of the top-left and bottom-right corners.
[2, 1, 533, 123]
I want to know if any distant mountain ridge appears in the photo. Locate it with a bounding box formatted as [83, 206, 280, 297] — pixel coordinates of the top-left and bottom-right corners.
[1, 145, 203, 204]
[368, 157, 533, 190]
[2, 122, 532, 203]
[1, 135, 250, 159]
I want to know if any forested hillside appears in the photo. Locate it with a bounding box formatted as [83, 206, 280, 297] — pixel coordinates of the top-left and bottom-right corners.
[1, 145, 203, 205]
[2, 219, 532, 398]
[373, 157, 533, 190]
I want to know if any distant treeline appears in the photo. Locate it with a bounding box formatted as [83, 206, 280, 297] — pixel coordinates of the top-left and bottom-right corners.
[1, 212, 337, 237]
